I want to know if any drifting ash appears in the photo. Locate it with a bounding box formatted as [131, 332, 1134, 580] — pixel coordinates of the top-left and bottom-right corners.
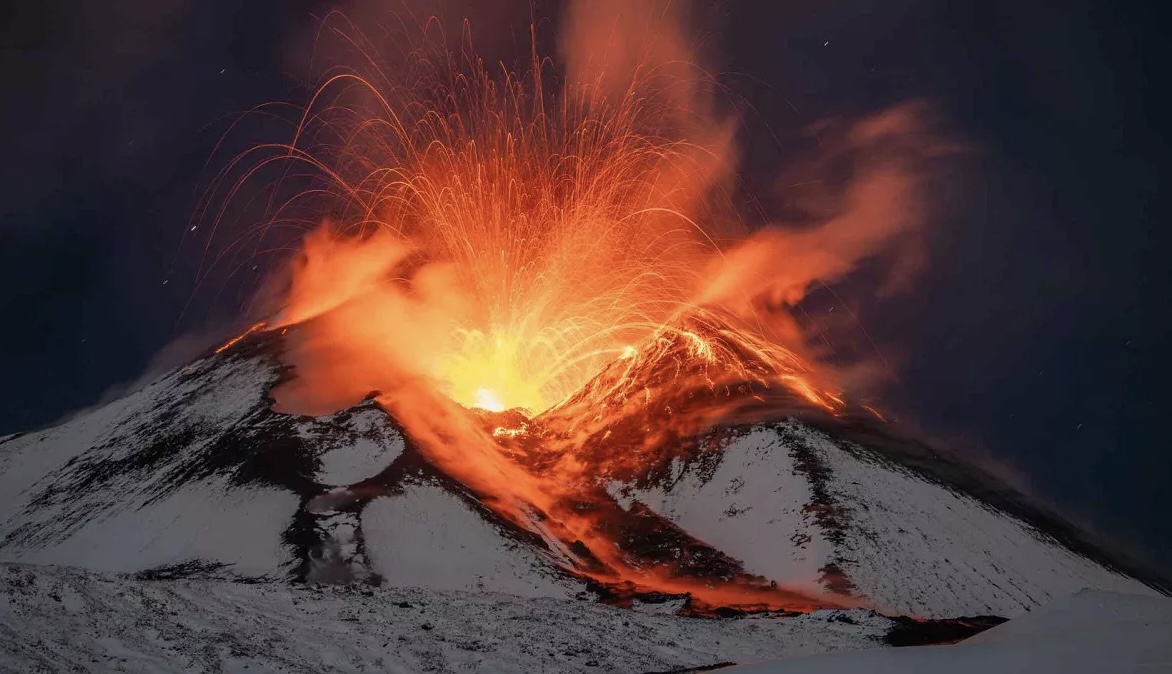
[0, 328, 1167, 672]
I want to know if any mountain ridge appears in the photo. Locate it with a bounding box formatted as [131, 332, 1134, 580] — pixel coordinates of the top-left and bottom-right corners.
[0, 326, 1164, 622]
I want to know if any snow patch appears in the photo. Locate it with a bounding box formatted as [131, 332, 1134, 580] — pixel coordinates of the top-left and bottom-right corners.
[362, 483, 580, 598]
[788, 422, 1160, 617]
[1, 477, 297, 576]
[0, 562, 894, 674]
[609, 428, 831, 589]
[726, 590, 1172, 673]
[313, 407, 404, 486]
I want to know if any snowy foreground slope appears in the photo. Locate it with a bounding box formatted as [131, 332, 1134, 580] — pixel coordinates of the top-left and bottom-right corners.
[725, 589, 1172, 673]
[606, 424, 1158, 617]
[0, 338, 576, 598]
[2, 564, 1167, 674]
[0, 330, 1164, 621]
[0, 562, 894, 674]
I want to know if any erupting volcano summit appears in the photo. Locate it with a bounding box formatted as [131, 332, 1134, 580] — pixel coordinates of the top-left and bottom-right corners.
[0, 324, 1164, 621]
[2, 4, 1169, 672]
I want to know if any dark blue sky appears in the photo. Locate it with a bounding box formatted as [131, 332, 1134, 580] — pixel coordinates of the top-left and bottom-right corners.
[1, 1, 1168, 569]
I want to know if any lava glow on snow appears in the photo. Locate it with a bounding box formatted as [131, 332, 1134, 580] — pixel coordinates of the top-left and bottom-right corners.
[205, 1, 943, 614]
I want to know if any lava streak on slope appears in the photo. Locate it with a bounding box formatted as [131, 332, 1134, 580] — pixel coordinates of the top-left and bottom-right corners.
[203, 1, 946, 614]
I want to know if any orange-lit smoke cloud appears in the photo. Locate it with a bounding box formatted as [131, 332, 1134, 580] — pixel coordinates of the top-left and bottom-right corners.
[270, 103, 947, 417]
[560, 0, 739, 231]
[697, 103, 952, 396]
[265, 1, 949, 416]
[267, 0, 754, 417]
[271, 226, 475, 415]
[700, 103, 947, 311]
[237, 0, 952, 611]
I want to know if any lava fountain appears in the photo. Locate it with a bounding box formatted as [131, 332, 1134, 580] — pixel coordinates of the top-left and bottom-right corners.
[202, 1, 943, 613]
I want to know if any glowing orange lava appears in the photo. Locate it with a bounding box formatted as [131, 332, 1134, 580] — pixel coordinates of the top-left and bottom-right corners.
[203, 1, 940, 613]
[214, 321, 266, 355]
[473, 388, 506, 413]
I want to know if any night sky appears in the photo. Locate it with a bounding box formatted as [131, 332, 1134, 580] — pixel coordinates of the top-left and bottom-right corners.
[2, 1, 1168, 570]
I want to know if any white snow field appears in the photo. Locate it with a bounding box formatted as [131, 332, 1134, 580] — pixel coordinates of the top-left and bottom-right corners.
[0, 562, 893, 673]
[0, 337, 1162, 615]
[1, 333, 1168, 673]
[360, 483, 580, 598]
[0, 355, 301, 576]
[608, 422, 1159, 617]
[725, 589, 1172, 673]
[3, 564, 1166, 674]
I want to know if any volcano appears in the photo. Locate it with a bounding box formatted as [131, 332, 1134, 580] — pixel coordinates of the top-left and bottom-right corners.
[3, 325, 1170, 672]
[1, 325, 1164, 623]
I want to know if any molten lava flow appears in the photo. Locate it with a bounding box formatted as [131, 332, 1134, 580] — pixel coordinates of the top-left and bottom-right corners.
[208, 2, 942, 613]
[214, 322, 267, 355]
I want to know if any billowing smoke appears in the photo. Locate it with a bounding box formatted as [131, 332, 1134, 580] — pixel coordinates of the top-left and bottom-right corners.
[260, 1, 948, 418]
[206, 0, 954, 611]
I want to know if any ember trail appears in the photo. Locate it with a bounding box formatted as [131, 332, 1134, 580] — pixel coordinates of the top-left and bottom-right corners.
[258, 59, 840, 418]
[204, 3, 935, 614]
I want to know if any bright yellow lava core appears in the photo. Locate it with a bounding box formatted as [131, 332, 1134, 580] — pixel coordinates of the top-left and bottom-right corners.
[473, 387, 507, 413]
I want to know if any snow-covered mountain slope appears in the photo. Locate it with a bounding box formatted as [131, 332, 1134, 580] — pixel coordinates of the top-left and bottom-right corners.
[0, 348, 297, 577]
[0, 338, 573, 597]
[606, 423, 1159, 617]
[360, 482, 578, 598]
[0, 329, 1164, 621]
[0, 562, 895, 674]
[725, 589, 1172, 673]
